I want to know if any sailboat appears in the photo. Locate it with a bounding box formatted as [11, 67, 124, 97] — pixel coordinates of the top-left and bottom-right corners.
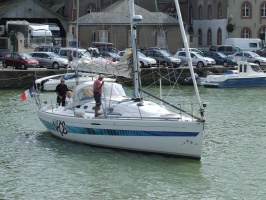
[34, 0, 205, 159]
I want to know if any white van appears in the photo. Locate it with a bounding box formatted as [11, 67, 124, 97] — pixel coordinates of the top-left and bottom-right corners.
[224, 38, 263, 52]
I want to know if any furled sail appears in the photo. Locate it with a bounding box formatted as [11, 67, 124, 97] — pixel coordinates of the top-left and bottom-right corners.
[72, 49, 134, 78]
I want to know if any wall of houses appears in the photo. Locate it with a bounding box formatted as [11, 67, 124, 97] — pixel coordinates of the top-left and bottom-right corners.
[228, 0, 266, 41]
[190, 0, 229, 47]
[78, 25, 183, 52]
[189, 0, 266, 47]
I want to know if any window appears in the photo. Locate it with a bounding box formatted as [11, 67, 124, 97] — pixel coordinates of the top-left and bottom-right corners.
[86, 4, 95, 13]
[235, 52, 243, 56]
[59, 50, 67, 57]
[99, 30, 108, 43]
[71, 27, 75, 36]
[207, 29, 212, 45]
[217, 28, 222, 45]
[226, 46, 233, 51]
[32, 53, 42, 58]
[218, 3, 222, 18]
[128, 30, 132, 47]
[210, 46, 217, 51]
[244, 52, 250, 57]
[4, 53, 12, 58]
[239, 64, 243, 72]
[259, 27, 266, 42]
[198, 29, 202, 45]
[218, 46, 225, 51]
[208, 5, 212, 19]
[244, 65, 247, 72]
[154, 52, 161, 57]
[261, 3, 266, 17]
[241, 28, 251, 38]
[205, 52, 211, 57]
[157, 30, 167, 49]
[212, 53, 218, 58]
[189, 7, 193, 25]
[179, 52, 186, 56]
[242, 2, 251, 18]
[42, 53, 49, 58]
[250, 43, 257, 48]
[14, 54, 20, 60]
[199, 5, 203, 19]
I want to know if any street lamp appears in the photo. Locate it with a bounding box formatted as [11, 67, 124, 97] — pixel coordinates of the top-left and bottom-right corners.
[260, 29, 266, 46]
[9, 30, 16, 52]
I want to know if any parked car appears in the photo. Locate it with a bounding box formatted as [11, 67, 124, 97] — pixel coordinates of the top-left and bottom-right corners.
[140, 47, 161, 51]
[204, 51, 237, 67]
[91, 42, 118, 54]
[256, 47, 266, 55]
[0, 48, 12, 63]
[143, 49, 181, 67]
[228, 51, 266, 66]
[2, 52, 39, 70]
[197, 48, 209, 55]
[118, 50, 157, 68]
[100, 51, 121, 62]
[209, 45, 242, 55]
[29, 52, 69, 69]
[34, 46, 60, 54]
[259, 52, 266, 58]
[57, 47, 92, 60]
[174, 51, 216, 67]
[176, 48, 204, 55]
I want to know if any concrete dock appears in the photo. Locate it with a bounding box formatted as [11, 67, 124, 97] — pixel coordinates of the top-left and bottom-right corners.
[0, 65, 237, 89]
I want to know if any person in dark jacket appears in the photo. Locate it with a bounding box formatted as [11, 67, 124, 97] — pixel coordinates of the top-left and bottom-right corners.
[55, 79, 73, 106]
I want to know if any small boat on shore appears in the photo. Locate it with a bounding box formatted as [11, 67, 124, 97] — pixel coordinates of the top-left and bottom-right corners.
[202, 61, 266, 88]
[35, 73, 115, 91]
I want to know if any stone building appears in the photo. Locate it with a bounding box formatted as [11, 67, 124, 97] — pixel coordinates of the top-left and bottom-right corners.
[73, 0, 183, 52]
[0, 0, 190, 51]
[190, 0, 266, 47]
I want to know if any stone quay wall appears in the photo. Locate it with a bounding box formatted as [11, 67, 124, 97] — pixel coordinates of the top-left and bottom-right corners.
[0, 66, 236, 89]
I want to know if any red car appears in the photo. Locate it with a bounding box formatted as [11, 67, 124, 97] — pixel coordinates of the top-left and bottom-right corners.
[2, 52, 39, 70]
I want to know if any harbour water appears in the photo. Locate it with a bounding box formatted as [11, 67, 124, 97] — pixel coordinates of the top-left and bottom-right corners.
[0, 87, 266, 199]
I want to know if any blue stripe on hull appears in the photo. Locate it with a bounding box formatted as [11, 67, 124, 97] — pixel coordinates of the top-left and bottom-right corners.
[40, 119, 199, 137]
[219, 77, 266, 87]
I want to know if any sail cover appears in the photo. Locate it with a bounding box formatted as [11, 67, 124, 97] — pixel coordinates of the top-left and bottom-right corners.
[72, 50, 134, 78]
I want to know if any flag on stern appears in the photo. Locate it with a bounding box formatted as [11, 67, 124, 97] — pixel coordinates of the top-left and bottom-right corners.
[20, 85, 35, 101]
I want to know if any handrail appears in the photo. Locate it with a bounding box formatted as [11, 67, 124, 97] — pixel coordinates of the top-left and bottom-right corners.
[140, 89, 202, 121]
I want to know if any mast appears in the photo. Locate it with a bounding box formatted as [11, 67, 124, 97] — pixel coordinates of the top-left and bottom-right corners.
[174, 0, 204, 114]
[129, 0, 141, 100]
[75, 0, 80, 84]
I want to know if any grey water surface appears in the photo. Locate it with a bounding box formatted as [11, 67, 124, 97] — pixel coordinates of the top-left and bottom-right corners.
[0, 87, 265, 200]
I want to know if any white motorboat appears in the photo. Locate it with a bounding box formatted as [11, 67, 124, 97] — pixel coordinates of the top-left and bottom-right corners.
[34, 0, 205, 159]
[203, 61, 266, 88]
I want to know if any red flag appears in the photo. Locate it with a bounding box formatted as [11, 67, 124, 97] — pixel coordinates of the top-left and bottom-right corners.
[20, 86, 35, 101]
[20, 90, 27, 101]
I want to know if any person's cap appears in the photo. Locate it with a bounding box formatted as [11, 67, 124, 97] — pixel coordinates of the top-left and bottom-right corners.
[99, 74, 104, 79]
[61, 78, 65, 82]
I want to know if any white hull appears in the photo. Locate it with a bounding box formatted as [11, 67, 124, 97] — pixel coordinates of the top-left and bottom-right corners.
[38, 109, 204, 159]
[35, 0, 205, 160]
